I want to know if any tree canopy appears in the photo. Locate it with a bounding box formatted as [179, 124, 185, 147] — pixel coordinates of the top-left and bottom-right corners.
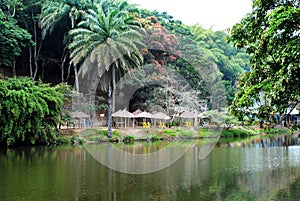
[228, 0, 300, 127]
[0, 11, 32, 67]
[0, 0, 252, 139]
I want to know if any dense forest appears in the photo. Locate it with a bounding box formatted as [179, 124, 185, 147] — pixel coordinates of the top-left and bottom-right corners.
[2, 0, 298, 145]
[0, 0, 249, 99]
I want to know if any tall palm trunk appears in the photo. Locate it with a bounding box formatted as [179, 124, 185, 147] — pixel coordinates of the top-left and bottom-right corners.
[107, 68, 113, 138]
[74, 65, 79, 92]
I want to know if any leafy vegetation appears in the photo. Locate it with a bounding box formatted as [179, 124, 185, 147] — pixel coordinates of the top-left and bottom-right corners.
[68, 1, 145, 138]
[4, 0, 290, 141]
[0, 77, 63, 146]
[0, 11, 33, 68]
[228, 0, 300, 127]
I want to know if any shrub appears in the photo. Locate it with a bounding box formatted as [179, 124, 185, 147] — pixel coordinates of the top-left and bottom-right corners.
[123, 135, 135, 142]
[164, 129, 177, 137]
[0, 77, 63, 146]
[56, 136, 71, 144]
[221, 129, 249, 138]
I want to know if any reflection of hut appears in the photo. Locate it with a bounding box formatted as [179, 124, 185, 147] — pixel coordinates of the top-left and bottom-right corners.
[153, 112, 170, 127]
[180, 111, 198, 126]
[70, 111, 90, 128]
[112, 109, 135, 128]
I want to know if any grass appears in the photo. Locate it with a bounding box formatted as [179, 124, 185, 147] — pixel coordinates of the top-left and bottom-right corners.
[63, 126, 291, 144]
[81, 128, 122, 142]
[221, 129, 249, 138]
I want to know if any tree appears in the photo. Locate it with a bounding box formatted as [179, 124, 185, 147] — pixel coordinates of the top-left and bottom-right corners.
[0, 77, 63, 146]
[40, 0, 101, 88]
[68, 1, 144, 138]
[228, 0, 300, 127]
[0, 11, 32, 70]
[191, 25, 250, 104]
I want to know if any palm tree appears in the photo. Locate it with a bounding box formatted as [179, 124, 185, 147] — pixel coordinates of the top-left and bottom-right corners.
[39, 0, 98, 89]
[68, 2, 145, 138]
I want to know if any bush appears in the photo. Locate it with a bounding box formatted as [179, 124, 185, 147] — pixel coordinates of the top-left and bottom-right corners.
[221, 129, 249, 138]
[164, 129, 177, 137]
[177, 129, 193, 138]
[56, 136, 71, 144]
[151, 134, 163, 141]
[123, 135, 135, 142]
[0, 77, 63, 146]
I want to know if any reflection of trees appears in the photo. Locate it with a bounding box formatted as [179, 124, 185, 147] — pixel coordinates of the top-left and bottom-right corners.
[217, 134, 300, 148]
[275, 177, 300, 200]
[2, 139, 300, 200]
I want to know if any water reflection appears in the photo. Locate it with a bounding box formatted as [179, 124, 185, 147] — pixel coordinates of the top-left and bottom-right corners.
[0, 134, 300, 201]
[218, 133, 300, 148]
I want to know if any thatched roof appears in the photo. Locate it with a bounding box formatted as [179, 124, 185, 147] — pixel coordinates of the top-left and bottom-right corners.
[135, 111, 153, 118]
[153, 112, 170, 120]
[112, 110, 122, 117]
[112, 109, 135, 118]
[119, 109, 135, 118]
[132, 108, 142, 115]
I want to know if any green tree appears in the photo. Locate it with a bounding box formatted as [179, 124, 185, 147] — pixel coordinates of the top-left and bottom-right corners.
[191, 25, 250, 104]
[40, 0, 97, 88]
[0, 77, 63, 146]
[228, 0, 300, 127]
[0, 11, 32, 69]
[68, 1, 144, 137]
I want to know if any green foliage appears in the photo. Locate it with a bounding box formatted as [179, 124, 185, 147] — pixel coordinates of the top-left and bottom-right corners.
[151, 134, 163, 141]
[221, 129, 249, 138]
[141, 9, 193, 37]
[123, 135, 135, 142]
[68, 0, 145, 138]
[228, 0, 300, 126]
[163, 129, 176, 136]
[0, 11, 33, 67]
[56, 136, 71, 144]
[177, 129, 194, 138]
[0, 77, 63, 146]
[82, 128, 121, 142]
[190, 25, 250, 104]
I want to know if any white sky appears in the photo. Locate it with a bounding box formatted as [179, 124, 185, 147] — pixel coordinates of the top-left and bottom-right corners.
[128, 0, 253, 30]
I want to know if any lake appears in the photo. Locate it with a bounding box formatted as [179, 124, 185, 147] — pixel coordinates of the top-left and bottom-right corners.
[1, 134, 300, 201]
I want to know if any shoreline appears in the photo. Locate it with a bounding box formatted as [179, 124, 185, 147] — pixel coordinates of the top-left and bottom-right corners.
[58, 126, 292, 145]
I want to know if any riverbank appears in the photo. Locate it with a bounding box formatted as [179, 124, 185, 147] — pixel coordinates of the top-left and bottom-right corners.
[58, 126, 292, 144]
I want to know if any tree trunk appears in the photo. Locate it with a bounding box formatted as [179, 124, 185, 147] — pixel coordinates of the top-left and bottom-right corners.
[28, 46, 33, 78]
[12, 60, 16, 77]
[112, 67, 116, 112]
[32, 11, 41, 81]
[107, 69, 113, 138]
[74, 65, 79, 92]
[60, 49, 68, 82]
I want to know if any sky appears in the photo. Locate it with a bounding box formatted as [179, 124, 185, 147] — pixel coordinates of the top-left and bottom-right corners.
[127, 0, 253, 30]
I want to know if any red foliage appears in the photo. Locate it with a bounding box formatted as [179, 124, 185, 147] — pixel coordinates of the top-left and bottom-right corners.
[137, 16, 181, 65]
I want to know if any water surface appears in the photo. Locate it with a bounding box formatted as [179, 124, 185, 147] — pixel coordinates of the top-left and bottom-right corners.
[1, 134, 300, 201]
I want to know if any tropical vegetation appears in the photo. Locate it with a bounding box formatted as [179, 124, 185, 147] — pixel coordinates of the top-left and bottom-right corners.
[228, 0, 300, 128]
[0, 77, 62, 145]
[1, 0, 298, 144]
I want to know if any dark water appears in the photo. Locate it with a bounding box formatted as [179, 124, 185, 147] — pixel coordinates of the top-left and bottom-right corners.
[1, 134, 300, 201]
